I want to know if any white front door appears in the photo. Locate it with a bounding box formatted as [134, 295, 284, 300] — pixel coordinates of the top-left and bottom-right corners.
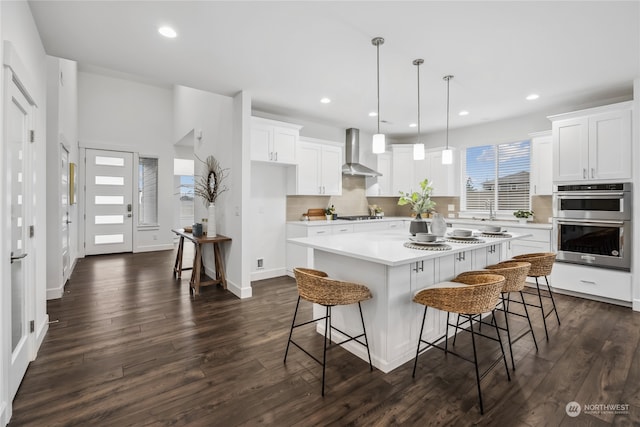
[61, 145, 70, 283]
[85, 149, 133, 255]
[6, 78, 33, 400]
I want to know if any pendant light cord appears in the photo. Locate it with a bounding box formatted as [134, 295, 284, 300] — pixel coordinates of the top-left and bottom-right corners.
[444, 75, 453, 150]
[376, 41, 381, 134]
[417, 62, 421, 139]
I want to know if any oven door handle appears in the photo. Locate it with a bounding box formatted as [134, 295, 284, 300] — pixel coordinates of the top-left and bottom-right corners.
[555, 192, 625, 199]
[556, 219, 625, 226]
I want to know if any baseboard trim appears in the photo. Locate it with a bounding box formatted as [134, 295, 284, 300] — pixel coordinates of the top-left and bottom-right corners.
[251, 268, 286, 282]
[46, 286, 63, 300]
[0, 401, 8, 427]
[35, 315, 49, 355]
[134, 243, 174, 253]
[633, 298, 640, 312]
[549, 287, 632, 308]
[203, 266, 252, 299]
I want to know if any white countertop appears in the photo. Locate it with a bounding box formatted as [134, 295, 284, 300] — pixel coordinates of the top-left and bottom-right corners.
[288, 216, 553, 230]
[288, 229, 530, 267]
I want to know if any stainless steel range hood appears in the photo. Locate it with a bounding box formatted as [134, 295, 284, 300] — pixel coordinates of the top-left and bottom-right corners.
[342, 128, 382, 177]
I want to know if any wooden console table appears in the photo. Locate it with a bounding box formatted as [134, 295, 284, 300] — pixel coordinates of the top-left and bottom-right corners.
[172, 229, 232, 295]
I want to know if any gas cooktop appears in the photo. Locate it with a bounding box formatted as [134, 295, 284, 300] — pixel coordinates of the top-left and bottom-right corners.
[336, 215, 384, 221]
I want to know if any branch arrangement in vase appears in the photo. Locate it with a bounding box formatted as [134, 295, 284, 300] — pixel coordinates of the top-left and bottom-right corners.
[193, 154, 229, 205]
[397, 178, 436, 218]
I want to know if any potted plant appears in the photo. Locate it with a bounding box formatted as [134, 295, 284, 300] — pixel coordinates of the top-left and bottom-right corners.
[398, 178, 437, 235]
[325, 205, 336, 221]
[513, 209, 534, 224]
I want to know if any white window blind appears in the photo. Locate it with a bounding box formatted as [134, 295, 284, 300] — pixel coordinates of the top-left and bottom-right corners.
[464, 140, 531, 212]
[138, 157, 158, 226]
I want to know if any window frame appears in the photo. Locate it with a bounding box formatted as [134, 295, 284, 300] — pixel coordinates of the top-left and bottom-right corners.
[137, 156, 159, 227]
[460, 139, 532, 217]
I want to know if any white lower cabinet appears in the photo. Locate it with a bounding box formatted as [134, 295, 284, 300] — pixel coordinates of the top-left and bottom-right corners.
[550, 262, 631, 303]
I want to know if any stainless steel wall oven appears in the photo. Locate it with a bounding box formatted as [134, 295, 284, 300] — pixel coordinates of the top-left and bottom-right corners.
[553, 183, 632, 271]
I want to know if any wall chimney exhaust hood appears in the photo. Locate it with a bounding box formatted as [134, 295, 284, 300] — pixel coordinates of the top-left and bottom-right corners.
[342, 128, 382, 177]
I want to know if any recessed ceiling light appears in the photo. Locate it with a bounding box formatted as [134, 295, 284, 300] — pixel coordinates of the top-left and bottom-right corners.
[158, 26, 177, 38]
[369, 112, 378, 117]
[459, 110, 469, 116]
[320, 97, 331, 104]
[526, 93, 539, 101]
[409, 123, 417, 128]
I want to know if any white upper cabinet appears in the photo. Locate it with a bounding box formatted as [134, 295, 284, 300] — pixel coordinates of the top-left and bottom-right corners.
[250, 117, 302, 164]
[425, 149, 459, 197]
[529, 131, 553, 196]
[392, 144, 427, 194]
[366, 152, 393, 196]
[290, 138, 342, 196]
[550, 102, 632, 183]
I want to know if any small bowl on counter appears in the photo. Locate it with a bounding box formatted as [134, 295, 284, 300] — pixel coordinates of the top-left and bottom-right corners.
[451, 229, 473, 238]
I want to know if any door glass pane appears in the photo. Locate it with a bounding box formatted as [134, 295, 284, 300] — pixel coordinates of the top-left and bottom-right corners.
[95, 215, 124, 224]
[95, 156, 124, 167]
[95, 176, 124, 186]
[95, 195, 124, 205]
[95, 234, 124, 244]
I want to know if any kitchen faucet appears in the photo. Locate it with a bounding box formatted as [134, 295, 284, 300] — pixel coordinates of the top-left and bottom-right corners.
[485, 200, 495, 220]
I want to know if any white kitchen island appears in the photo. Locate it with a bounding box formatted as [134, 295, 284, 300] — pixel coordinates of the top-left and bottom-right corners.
[288, 229, 530, 373]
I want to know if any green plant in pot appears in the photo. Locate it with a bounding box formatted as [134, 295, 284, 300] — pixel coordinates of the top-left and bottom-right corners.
[513, 209, 534, 224]
[398, 178, 436, 235]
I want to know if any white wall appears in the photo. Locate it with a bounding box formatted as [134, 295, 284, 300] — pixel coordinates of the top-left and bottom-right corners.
[633, 77, 639, 312]
[45, 56, 78, 299]
[173, 85, 251, 297]
[0, 1, 48, 425]
[78, 70, 174, 252]
[250, 162, 288, 280]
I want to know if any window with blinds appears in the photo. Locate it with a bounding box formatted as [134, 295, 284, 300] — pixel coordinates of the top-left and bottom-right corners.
[463, 140, 531, 212]
[138, 157, 158, 226]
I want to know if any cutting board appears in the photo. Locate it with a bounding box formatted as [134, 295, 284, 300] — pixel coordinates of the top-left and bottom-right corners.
[307, 208, 326, 221]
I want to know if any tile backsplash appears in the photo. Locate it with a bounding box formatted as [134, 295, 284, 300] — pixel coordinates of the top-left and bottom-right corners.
[286, 176, 552, 223]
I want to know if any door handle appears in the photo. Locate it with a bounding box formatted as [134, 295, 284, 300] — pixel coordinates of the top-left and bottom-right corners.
[10, 251, 27, 264]
[127, 204, 132, 212]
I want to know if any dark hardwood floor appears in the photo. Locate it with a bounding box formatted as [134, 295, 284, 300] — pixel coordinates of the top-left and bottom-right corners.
[9, 248, 640, 426]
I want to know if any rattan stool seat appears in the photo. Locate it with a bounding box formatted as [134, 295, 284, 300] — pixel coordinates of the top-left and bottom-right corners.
[284, 268, 373, 396]
[412, 273, 510, 414]
[510, 252, 560, 341]
[511, 252, 555, 277]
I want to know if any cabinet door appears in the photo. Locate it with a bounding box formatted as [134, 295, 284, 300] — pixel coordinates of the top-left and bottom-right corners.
[320, 145, 342, 195]
[296, 142, 322, 195]
[531, 134, 553, 195]
[272, 127, 298, 164]
[366, 152, 392, 196]
[392, 145, 415, 194]
[588, 109, 632, 180]
[250, 123, 272, 162]
[553, 117, 588, 182]
[426, 151, 458, 197]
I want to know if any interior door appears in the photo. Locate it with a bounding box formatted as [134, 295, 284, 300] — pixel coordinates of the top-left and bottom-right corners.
[85, 149, 133, 255]
[61, 145, 70, 283]
[7, 78, 33, 400]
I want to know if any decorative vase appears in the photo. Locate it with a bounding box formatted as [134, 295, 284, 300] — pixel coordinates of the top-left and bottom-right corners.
[430, 212, 447, 237]
[207, 203, 217, 236]
[518, 218, 528, 224]
[409, 213, 429, 236]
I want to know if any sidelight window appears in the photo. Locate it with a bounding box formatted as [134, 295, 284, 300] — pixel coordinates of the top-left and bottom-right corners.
[138, 157, 158, 226]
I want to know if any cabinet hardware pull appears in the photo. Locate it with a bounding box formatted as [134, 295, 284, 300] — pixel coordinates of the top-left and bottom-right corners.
[275, 152, 278, 161]
[583, 168, 586, 179]
[591, 168, 595, 178]
[269, 152, 273, 161]
[317, 231, 326, 234]
[579, 280, 597, 285]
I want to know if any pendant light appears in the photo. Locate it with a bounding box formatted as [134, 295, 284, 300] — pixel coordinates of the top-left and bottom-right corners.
[442, 75, 454, 165]
[413, 59, 425, 160]
[372, 37, 385, 154]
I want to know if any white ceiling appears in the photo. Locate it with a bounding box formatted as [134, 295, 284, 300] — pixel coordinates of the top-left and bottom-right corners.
[28, 1, 640, 138]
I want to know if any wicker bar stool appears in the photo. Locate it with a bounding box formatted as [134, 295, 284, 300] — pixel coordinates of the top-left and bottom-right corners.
[457, 261, 538, 371]
[284, 267, 373, 396]
[412, 273, 510, 415]
[511, 252, 560, 340]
